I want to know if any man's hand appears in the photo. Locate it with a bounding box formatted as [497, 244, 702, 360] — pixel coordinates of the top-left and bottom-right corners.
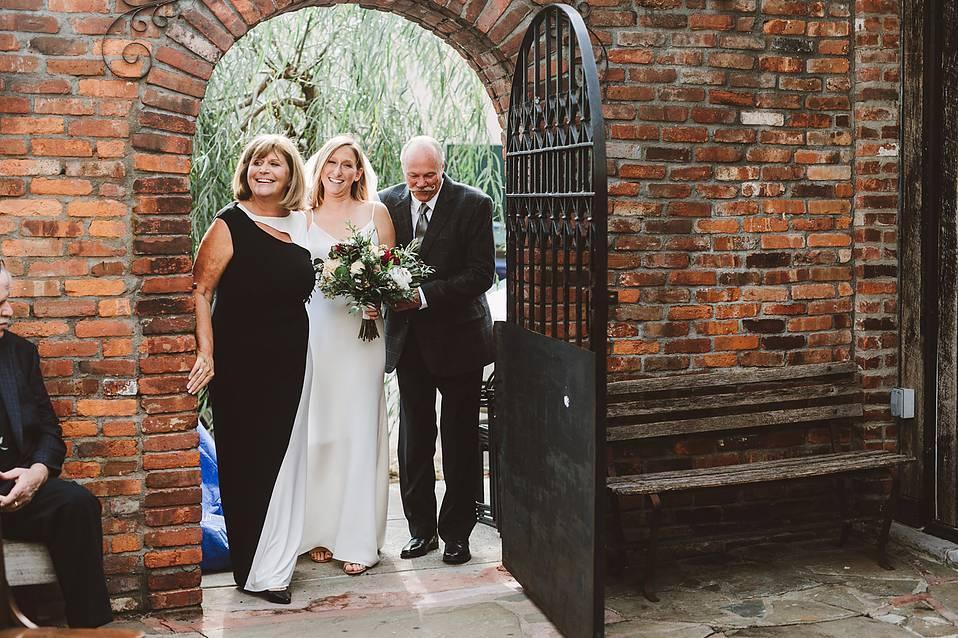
[391, 290, 423, 313]
[0, 463, 49, 512]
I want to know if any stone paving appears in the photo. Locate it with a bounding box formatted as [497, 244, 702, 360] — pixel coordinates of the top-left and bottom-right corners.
[604, 537, 958, 638]
[104, 484, 958, 638]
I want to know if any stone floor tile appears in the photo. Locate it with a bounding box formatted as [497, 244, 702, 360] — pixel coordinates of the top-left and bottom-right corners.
[604, 619, 715, 638]
[729, 616, 915, 637]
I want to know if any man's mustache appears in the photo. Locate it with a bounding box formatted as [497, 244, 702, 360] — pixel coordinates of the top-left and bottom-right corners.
[410, 186, 437, 193]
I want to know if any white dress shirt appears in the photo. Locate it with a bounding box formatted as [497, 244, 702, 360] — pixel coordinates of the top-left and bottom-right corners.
[410, 181, 443, 309]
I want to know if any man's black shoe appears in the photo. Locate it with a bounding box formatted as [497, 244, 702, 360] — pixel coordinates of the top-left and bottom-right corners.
[243, 586, 292, 605]
[442, 540, 471, 565]
[400, 534, 439, 559]
[263, 587, 292, 605]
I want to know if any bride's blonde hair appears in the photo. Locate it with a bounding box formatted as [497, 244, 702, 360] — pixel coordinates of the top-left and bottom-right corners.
[306, 135, 377, 209]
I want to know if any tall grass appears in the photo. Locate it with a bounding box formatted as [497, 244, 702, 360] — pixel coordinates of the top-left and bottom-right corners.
[190, 4, 505, 250]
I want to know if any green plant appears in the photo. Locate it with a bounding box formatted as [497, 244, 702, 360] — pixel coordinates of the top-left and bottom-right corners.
[190, 4, 504, 251]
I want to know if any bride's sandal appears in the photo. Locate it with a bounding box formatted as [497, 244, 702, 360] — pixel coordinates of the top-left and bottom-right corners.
[309, 547, 333, 563]
[343, 562, 367, 576]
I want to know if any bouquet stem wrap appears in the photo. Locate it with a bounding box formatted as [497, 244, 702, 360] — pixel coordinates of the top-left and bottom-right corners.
[359, 308, 378, 341]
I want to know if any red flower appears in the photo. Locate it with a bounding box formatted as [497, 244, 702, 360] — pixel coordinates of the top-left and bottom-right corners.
[381, 249, 393, 265]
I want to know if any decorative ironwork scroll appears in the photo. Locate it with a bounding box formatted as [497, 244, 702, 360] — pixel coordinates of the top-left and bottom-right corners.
[575, 2, 610, 83]
[505, 3, 608, 359]
[103, 0, 180, 79]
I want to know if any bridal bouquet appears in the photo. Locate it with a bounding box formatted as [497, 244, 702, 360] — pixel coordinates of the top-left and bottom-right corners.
[315, 225, 434, 341]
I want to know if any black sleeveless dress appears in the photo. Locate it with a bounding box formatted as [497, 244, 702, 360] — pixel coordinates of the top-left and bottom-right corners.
[210, 203, 315, 588]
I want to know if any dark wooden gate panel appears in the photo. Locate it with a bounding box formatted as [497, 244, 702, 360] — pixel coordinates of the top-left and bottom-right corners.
[497, 324, 598, 637]
[497, 4, 608, 636]
[907, 0, 958, 537]
[936, 0, 958, 531]
[899, 0, 932, 529]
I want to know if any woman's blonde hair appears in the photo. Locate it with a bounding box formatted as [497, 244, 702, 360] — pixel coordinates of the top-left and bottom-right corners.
[307, 135, 371, 209]
[232, 134, 307, 211]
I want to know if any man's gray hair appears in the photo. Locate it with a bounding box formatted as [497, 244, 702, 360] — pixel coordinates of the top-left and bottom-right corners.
[400, 136, 445, 170]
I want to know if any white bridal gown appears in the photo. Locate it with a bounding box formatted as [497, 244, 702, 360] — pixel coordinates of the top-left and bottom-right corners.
[244, 211, 389, 592]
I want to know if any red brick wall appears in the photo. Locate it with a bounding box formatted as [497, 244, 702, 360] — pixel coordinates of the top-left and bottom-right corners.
[0, 0, 902, 612]
[596, 0, 901, 550]
[602, 0, 858, 375]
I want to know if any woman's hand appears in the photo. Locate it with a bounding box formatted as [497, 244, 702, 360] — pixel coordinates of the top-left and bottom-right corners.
[187, 351, 214, 395]
[0, 464, 49, 512]
[363, 304, 381, 321]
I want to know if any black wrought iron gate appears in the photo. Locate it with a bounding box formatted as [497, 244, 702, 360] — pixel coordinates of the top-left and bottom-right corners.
[495, 5, 608, 636]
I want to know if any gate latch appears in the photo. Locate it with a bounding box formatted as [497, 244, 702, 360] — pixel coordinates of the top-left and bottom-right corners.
[607, 290, 618, 306]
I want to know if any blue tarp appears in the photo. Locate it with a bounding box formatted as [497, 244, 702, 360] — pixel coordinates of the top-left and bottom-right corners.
[199, 422, 230, 572]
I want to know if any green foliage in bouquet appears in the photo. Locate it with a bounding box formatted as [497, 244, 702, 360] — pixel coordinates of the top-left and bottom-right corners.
[316, 227, 434, 341]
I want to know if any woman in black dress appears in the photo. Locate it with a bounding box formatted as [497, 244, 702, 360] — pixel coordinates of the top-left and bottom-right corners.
[188, 134, 314, 604]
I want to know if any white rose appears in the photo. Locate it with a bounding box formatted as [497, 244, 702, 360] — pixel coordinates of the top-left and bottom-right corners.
[350, 260, 365, 275]
[371, 244, 385, 259]
[322, 258, 340, 276]
[389, 267, 413, 291]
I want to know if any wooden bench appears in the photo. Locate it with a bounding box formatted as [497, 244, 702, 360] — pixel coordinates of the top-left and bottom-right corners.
[605, 361, 913, 601]
[0, 540, 141, 636]
[3, 542, 55, 589]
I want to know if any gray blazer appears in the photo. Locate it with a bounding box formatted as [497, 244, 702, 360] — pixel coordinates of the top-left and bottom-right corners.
[379, 174, 496, 376]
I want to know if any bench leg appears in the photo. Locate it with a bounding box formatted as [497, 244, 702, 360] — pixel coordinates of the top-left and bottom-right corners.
[878, 467, 900, 571]
[642, 493, 662, 603]
[608, 489, 628, 578]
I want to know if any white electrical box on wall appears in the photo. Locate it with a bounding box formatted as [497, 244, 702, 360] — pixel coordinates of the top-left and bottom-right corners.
[890, 388, 915, 419]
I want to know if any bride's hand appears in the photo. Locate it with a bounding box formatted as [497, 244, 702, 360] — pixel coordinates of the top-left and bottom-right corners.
[187, 351, 214, 395]
[363, 304, 380, 321]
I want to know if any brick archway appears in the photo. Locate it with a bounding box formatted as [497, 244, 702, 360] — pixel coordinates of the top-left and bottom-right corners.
[131, 0, 532, 611]
[129, 0, 536, 612]
[1, 0, 535, 613]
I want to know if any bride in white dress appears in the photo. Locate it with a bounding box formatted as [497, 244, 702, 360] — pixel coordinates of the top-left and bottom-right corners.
[244, 135, 393, 595]
[300, 136, 393, 575]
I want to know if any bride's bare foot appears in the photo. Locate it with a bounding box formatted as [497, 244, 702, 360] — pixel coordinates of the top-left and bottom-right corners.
[343, 562, 367, 576]
[309, 547, 333, 563]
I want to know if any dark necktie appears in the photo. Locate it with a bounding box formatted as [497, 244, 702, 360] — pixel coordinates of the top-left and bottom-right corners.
[415, 205, 430, 240]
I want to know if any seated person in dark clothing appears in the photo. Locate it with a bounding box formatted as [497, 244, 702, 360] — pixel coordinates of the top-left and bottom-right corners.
[0, 262, 112, 628]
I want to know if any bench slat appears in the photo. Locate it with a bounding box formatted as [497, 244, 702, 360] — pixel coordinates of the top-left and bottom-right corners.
[607, 382, 860, 421]
[608, 361, 858, 397]
[607, 403, 863, 441]
[608, 450, 913, 495]
[610, 450, 889, 483]
[4, 540, 56, 587]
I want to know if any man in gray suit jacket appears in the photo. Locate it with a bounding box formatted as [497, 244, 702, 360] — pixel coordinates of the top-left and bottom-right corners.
[380, 136, 495, 565]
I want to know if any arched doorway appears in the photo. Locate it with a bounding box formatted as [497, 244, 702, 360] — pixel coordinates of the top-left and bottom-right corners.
[109, 0, 535, 612]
